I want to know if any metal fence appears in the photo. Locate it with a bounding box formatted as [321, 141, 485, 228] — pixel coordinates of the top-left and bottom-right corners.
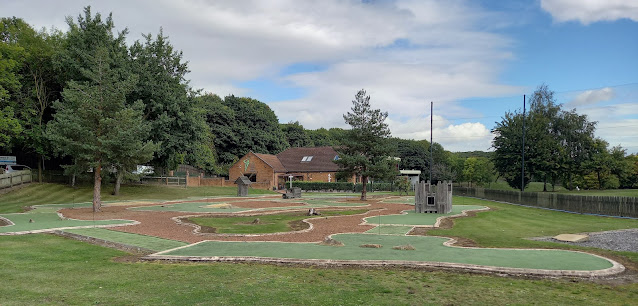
[455, 187, 638, 218]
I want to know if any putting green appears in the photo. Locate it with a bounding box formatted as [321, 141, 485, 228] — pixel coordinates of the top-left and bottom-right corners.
[131, 201, 251, 213]
[365, 225, 414, 235]
[0, 212, 134, 234]
[161, 233, 613, 271]
[62, 228, 187, 251]
[364, 205, 486, 226]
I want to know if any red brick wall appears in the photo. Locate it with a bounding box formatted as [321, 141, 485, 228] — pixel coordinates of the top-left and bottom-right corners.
[229, 152, 276, 189]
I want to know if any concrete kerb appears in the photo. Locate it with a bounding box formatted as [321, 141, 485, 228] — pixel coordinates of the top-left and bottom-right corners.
[142, 252, 625, 278]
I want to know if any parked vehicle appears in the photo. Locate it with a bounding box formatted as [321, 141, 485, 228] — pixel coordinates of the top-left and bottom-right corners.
[3, 164, 31, 173]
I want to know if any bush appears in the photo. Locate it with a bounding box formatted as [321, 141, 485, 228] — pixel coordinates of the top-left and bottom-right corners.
[292, 181, 354, 191]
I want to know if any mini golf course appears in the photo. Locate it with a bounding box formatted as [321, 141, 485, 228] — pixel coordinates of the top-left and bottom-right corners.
[0, 194, 626, 277]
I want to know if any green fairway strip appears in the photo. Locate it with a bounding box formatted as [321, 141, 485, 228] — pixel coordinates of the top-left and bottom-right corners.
[0, 212, 134, 233]
[63, 228, 187, 251]
[364, 205, 486, 226]
[365, 225, 414, 235]
[131, 201, 251, 213]
[164, 233, 613, 271]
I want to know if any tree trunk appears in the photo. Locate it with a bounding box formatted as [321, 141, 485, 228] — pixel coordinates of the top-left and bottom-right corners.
[112, 170, 123, 196]
[597, 171, 602, 190]
[93, 164, 102, 212]
[543, 176, 547, 192]
[360, 175, 368, 201]
[38, 157, 43, 184]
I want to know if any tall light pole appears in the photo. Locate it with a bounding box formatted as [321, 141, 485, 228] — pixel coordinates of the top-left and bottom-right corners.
[430, 101, 433, 183]
[521, 94, 526, 192]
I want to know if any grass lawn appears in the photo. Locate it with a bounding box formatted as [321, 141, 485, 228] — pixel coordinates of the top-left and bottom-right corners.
[431, 197, 638, 265]
[3, 184, 638, 304]
[458, 180, 638, 197]
[1, 234, 638, 305]
[557, 189, 638, 197]
[188, 209, 368, 234]
[0, 211, 134, 234]
[0, 183, 277, 213]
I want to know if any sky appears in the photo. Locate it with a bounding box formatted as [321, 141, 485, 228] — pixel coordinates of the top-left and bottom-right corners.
[2, 0, 637, 153]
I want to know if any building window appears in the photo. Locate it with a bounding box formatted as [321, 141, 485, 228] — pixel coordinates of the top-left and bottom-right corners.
[301, 156, 313, 162]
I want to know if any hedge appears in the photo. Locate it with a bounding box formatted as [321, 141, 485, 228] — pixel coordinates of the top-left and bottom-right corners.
[292, 181, 394, 192]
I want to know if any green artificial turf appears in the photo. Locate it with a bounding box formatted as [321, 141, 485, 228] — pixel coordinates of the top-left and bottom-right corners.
[3, 234, 638, 305]
[0, 212, 134, 234]
[62, 228, 187, 251]
[365, 225, 415, 235]
[189, 209, 368, 234]
[130, 201, 251, 213]
[364, 205, 486, 226]
[163, 233, 613, 271]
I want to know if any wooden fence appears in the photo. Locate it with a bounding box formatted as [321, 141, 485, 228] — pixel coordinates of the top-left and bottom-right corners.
[455, 187, 638, 218]
[140, 176, 186, 186]
[0, 170, 32, 190]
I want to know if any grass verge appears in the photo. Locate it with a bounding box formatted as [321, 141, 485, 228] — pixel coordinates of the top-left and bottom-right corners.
[0, 183, 277, 213]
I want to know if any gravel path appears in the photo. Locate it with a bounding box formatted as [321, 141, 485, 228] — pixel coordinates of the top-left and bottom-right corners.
[532, 229, 638, 253]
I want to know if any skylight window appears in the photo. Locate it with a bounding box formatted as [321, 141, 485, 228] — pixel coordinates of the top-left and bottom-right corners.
[301, 156, 314, 162]
[333, 155, 340, 161]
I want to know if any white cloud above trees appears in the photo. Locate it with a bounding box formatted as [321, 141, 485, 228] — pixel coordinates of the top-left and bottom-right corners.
[541, 0, 638, 24]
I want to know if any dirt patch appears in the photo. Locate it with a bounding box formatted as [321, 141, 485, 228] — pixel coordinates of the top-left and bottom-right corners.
[392, 244, 416, 250]
[318, 237, 344, 247]
[360, 244, 383, 248]
[0, 218, 11, 226]
[289, 219, 310, 231]
[112, 254, 146, 263]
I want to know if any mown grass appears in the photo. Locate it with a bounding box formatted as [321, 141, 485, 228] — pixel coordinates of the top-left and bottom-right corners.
[0, 183, 277, 213]
[459, 180, 638, 197]
[189, 209, 368, 234]
[432, 196, 638, 264]
[557, 189, 638, 197]
[2, 184, 638, 304]
[1, 234, 638, 305]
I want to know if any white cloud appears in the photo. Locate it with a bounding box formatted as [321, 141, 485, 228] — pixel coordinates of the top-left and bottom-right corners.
[565, 87, 616, 107]
[1, 0, 521, 152]
[578, 103, 638, 153]
[541, 0, 638, 25]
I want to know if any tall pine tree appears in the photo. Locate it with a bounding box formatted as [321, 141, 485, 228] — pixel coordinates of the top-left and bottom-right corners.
[335, 89, 396, 200]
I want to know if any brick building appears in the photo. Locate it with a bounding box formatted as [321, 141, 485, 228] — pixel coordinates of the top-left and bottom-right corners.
[228, 146, 348, 190]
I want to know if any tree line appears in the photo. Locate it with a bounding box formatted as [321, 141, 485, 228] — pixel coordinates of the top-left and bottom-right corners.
[492, 84, 638, 191]
[2, 8, 633, 212]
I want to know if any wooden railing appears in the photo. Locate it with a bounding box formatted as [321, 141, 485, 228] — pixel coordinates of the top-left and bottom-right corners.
[0, 170, 32, 190]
